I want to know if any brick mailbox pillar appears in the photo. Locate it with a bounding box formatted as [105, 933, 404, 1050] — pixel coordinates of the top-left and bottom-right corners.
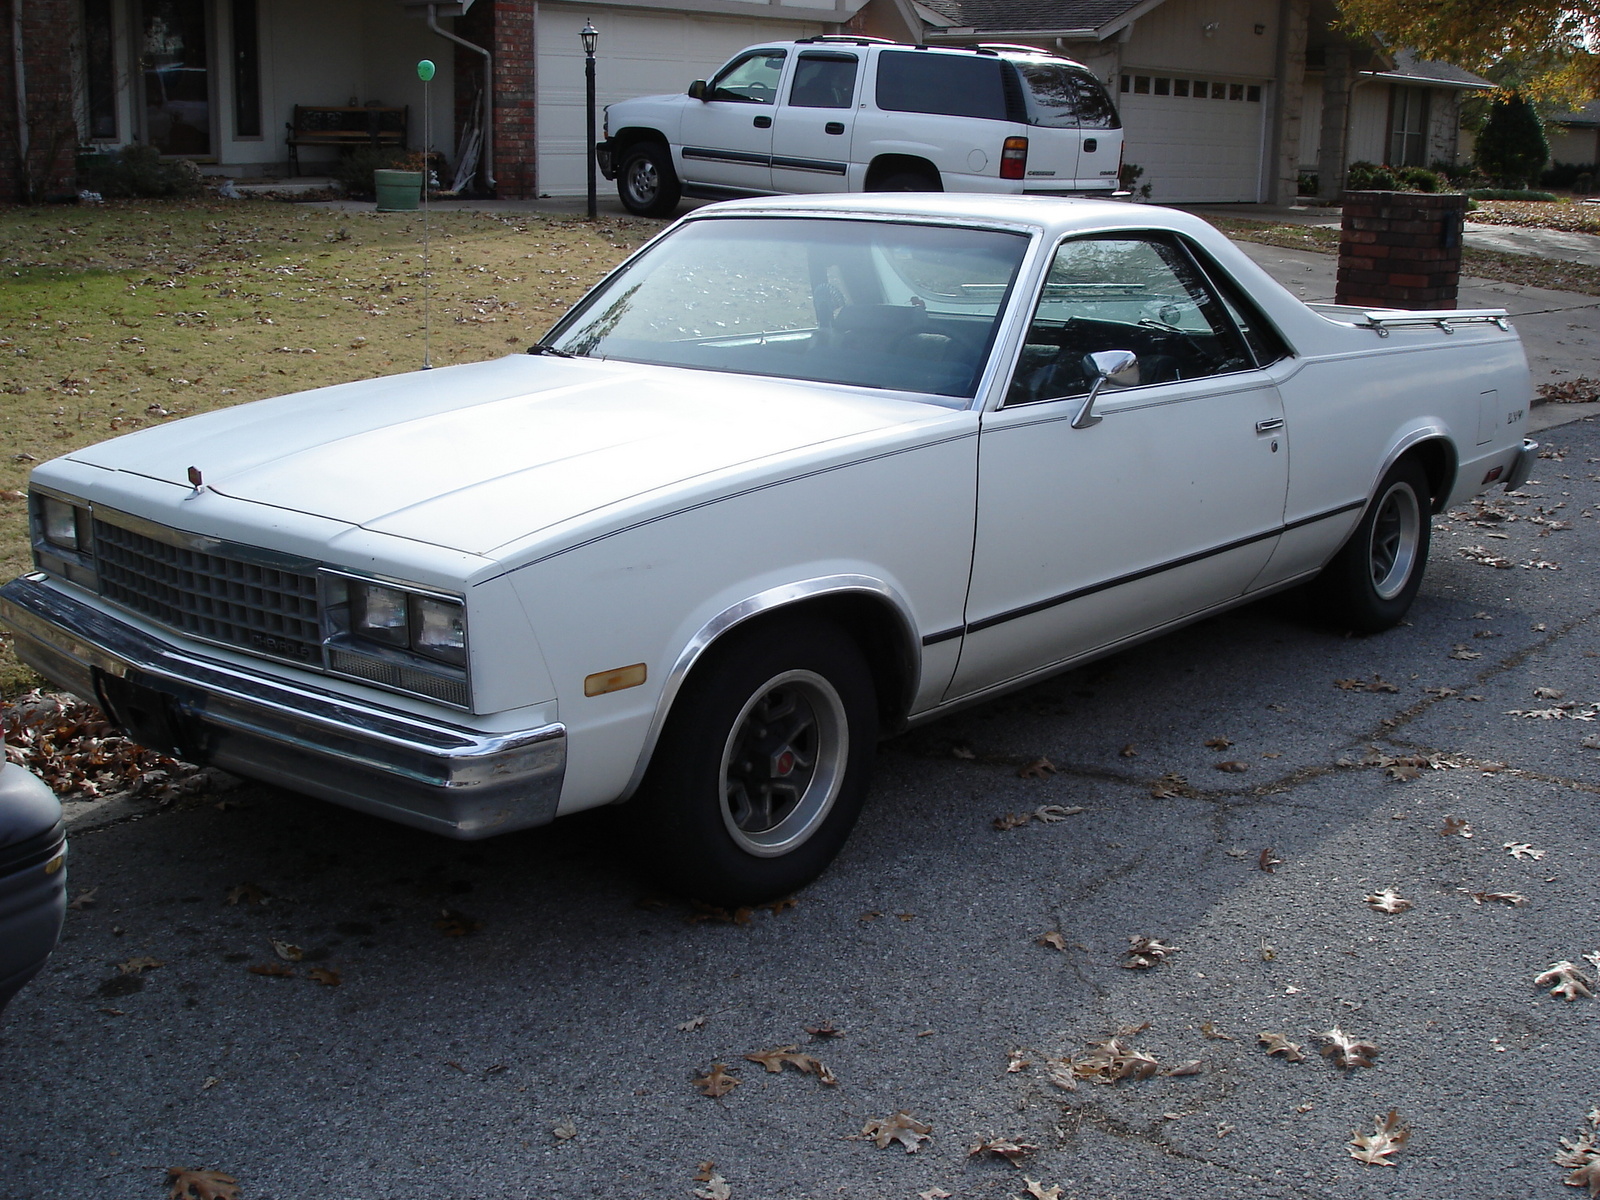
[1335, 191, 1468, 310]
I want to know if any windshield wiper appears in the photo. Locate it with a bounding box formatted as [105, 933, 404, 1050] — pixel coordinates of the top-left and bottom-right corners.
[527, 342, 577, 358]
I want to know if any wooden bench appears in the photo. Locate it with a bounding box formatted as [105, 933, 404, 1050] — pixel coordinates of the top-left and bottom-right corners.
[285, 105, 408, 176]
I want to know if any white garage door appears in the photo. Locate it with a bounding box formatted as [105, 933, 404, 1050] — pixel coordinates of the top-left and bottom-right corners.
[1117, 71, 1268, 203]
[536, 8, 824, 197]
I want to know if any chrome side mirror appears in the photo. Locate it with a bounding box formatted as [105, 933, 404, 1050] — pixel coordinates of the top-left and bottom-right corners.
[688, 79, 709, 101]
[1071, 349, 1139, 429]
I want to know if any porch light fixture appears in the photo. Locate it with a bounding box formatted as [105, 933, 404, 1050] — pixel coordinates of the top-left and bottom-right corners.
[583, 21, 599, 219]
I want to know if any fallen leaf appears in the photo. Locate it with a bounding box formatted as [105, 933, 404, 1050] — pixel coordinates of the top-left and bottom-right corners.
[1018, 757, 1056, 780]
[552, 1117, 577, 1141]
[1534, 687, 1566, 700]
[1467, 891, 1528, 907]
[950, 745, 976, 760]
[1535, 961, 1595, 1001]
[226, 883, 268, 907]
[1258, 1032, 1306, 1062]
[1450, 644, 1483, 660]
[1162, 1059, 1204, 1077]
[166, 1168, 240, 1200]
[247, 963, 293, 978]
[1203, 735, 1233, 749]
[969, 1136, 1038, 1163]
[1440, 816, 1474, 839]
[1199, 1022, 1236, 1041]
[1033, 803, 1084, 821]
[1006, 1049, 1032, 1073]
[1259, 848, 1284, 873]
[1505, 842, 1546, 860]
[1215, 760, 1249, 773]
[743, 1045, 837, 1085]
[269, 939, 303, 962]
[921, 1190, 954, 1200]
[117, 956, 164, 975]
[306, 967, 341, 987]
[1349, 1110, 1410, 1166]
[1042, 1056, 1078, 1091]
[1365, 887, 1413, 914]
[691, 1161, 732, 1200]
[859, 1110, 932, 1152]
[993, 811, 1033, 831]
[1554, 1117, 1600, 1197]
[677, 1015, 707, 1032]
[1119, 744, 1138, 758]
[1123, 935, 1180, 969]
[1015, 1183, 1063, 1200]
[68, 888, 98, 910]
[805, 1021, 842, 1039]
[1149, 772, 1192, 799]
[1317, 1027, 1379, 1069]
[433, 910, 483, 936]
[692, 1063, 741, 1098]
[1335, 675, 1400, 693]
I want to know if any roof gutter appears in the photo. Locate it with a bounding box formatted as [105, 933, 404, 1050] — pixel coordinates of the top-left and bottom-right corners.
[1357, 69, 1490, 91]
[426, 4, 495, 193]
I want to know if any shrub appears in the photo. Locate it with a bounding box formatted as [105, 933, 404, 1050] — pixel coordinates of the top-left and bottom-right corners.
[1297, 170, 1318, 196]
[75, 144, 205, 198]
[330, 146, 428, 198]
[1346, 161, 1398, 191]
[1396, 166, 1442, 192]
[1466, 187, 1560, 201]
[1540, 160, 1598, 190]
[1576, 172, 1596, 195]
[1475, 93, 1549, 188]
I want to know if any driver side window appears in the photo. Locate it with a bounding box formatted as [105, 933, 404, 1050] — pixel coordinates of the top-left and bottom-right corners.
[710, 50, 788, 104]
[1006, 234, 1253, 405]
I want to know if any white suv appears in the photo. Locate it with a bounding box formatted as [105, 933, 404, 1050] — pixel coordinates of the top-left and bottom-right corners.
[596, 37, 1123, 216]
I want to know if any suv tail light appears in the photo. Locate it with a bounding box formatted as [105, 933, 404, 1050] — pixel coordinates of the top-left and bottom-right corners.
[999, 136, 1028, 180]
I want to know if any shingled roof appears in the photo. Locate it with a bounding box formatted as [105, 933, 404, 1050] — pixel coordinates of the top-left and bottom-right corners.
[914, 0, 1143, 34]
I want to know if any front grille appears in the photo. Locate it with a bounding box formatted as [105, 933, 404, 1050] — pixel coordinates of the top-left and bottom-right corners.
[93, 519, 323, 666]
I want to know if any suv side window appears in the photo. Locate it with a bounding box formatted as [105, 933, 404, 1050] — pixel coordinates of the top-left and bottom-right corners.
[709, 50, 787, 104]
[876, 51, 1009, 121]
[1013, 62, 1121, 129]
[1006, 234, 1255, 405]
[789, 52, 858, 108]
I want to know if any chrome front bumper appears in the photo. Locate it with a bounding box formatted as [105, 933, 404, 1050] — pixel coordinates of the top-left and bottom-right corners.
[0, 574, 566, 839]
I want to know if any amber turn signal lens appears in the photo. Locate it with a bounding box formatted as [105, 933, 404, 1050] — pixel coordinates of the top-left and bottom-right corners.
[584, 662, 647, 697]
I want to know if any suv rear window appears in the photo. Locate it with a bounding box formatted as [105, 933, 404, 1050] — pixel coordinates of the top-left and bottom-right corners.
[877, 51, 1009, 121]
[1013, 62, 1122, 129]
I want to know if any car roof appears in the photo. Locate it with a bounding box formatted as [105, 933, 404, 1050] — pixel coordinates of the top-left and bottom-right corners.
[680, 194, 1221, 243]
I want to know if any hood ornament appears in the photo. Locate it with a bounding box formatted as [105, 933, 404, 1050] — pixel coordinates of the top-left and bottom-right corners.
[187, 466, 205, 493]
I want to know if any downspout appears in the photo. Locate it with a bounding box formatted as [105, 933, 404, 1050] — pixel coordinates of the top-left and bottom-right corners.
[11, 0, 31, 202]
[426, 3, 493, 193]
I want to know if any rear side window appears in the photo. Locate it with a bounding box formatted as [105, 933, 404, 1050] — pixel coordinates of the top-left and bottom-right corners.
[789, 52, 858, 108]
[1014, 63, 1122, 129]
[877, 51, 1009, 121]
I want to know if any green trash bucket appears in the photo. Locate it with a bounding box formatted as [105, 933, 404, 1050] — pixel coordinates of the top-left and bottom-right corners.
[374, 169, 423, 212]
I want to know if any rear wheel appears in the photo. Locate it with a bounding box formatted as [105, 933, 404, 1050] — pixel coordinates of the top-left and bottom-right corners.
[630, 618, 877, 905]
[870, 169, 942, 193]
[1317, 456, 1432, 632]
[617, 142, 681, 217]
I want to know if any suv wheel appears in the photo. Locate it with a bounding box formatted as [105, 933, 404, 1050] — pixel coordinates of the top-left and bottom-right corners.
[618, 142, 681, 217]
[870, 169, 942, 192]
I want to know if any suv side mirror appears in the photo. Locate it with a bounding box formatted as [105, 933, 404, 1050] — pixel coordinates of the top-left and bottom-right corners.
[688, 79, 708, 101]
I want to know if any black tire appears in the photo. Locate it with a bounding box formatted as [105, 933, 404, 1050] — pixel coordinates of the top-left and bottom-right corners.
[870, 169, 942, 193]
[1317, 456, 1432, 632]
[631, 617, 877, 905]
[617, 142, 681, 217]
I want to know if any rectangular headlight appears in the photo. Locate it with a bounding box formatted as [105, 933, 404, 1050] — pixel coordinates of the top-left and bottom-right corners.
[41, 496, 82, 550]
[352, 582, 410, 649]
[410, 596, 466, 667]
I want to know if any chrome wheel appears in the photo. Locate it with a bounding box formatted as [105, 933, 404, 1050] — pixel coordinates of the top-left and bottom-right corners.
[718, 669, 848, 858]
[1368, 479, 1422, 600]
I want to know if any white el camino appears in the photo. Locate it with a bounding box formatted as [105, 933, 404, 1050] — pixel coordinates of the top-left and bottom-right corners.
[1, 195, 1535, 902]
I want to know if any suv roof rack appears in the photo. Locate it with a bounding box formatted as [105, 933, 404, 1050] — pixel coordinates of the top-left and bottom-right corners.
[795, 35, 896, 45]
[912, 43, 1000, 55]
[975, 42, 1061, 56]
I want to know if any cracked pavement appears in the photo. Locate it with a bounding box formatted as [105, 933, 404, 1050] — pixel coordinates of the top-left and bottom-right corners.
[3, 420, 1600, 1200]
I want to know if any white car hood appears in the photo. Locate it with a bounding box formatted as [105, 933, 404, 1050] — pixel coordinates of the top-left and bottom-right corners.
[67, 355, 942, 556]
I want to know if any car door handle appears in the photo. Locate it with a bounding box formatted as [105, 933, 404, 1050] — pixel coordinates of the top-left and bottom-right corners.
[825, 122, 845, 135]
[753, 115, 772, 129]
[1255, 418, 1285, 434]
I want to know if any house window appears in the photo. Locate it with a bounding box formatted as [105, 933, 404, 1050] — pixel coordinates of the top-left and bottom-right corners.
[83, 0, 117, 139]
[232, 0, 261, 137]
[1389, 86, 1430, 166]
[1173, 79, 1189, 96]
[1153, 76, 1169, 95]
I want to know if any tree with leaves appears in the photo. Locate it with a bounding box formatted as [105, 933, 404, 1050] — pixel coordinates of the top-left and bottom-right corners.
[1337, 0, 1600, 99]
[1475, 93, 1550, 187]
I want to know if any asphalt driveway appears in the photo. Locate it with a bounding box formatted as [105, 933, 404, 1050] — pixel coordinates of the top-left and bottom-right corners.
[3, 407, 1599, 1199]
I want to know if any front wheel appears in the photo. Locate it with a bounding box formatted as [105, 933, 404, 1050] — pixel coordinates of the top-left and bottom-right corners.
[630, 618, 877, 905]
[1316, 456, 1432, 632]
[617, 142, 681, 217]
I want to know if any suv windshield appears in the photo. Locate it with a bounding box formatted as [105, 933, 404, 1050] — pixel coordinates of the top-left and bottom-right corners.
[545, 217, 1029, 401]
[1013, 62, 1121, 129]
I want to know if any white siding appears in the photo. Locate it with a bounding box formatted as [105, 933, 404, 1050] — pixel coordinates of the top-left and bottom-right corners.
[1124, 0, 1279, 78]
[536, 5, 823, 196]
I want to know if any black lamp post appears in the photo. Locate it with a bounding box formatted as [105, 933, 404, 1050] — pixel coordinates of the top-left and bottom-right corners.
[582, 21, 598, 220]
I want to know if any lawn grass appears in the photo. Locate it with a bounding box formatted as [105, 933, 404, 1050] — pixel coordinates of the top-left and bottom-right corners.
[0, 199, 660, 694]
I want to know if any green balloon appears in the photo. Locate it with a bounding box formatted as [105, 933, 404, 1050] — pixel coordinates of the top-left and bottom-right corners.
[417, 59, 436, 81]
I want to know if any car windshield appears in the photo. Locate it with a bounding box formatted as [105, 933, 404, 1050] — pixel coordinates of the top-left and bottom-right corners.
[543, 217, 1030, 401]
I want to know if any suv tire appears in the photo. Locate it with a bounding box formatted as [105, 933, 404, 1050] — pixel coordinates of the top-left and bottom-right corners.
[871, 169, 942, 192]
[618, 142, 681, 217]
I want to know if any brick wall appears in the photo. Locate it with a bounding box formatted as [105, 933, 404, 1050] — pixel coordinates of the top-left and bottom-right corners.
[1335, 191, 1467, 310]
[0, 0, 82, 203]
[492, 0, 536, 199]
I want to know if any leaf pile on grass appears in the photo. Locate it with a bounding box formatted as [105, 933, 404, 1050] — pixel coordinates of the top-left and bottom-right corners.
[2, 690, 210, 800]
[1469, 200, 1600, 235]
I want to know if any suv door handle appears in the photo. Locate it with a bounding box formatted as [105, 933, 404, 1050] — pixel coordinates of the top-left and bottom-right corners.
[753, 115, 772, 129]
[825, 122, 844, 135]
